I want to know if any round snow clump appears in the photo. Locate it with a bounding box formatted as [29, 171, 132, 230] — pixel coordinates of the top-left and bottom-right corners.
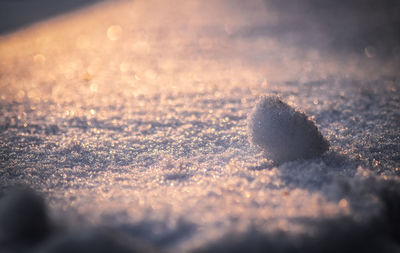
[248, 96, 329, 163]
[0, 189, 51, 245]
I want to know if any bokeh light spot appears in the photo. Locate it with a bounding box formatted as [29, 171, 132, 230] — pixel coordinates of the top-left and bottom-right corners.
[107, 25, 122, 41]
[364, 46, 376, 58]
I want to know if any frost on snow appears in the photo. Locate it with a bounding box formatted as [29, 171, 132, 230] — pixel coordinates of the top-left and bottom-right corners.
[248, 96, 329, 163]
[1, 0, 400, 252]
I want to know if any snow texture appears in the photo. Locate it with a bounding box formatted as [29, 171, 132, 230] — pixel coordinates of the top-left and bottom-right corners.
[248, 96, 329, 163]
[0, 0, 400, 252]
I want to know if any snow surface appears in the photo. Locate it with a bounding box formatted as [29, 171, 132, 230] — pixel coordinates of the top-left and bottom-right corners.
[0, 0, 400, 252]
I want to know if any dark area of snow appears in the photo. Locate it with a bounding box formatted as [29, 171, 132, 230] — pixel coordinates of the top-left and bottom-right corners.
[0, 0, 104, 35]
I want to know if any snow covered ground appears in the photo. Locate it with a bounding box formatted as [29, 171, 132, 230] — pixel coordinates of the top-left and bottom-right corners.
[1, 0, 399, 252]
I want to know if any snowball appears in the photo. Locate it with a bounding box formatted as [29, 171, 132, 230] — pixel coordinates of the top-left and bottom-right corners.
[247, 96, 329, 163]
[0, 189, 51, 246]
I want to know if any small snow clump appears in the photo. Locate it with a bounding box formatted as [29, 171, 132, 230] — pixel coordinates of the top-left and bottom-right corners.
[248, 96, 329, 163]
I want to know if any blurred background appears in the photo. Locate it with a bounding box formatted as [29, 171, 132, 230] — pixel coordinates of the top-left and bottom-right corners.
[0, 0, 104, 34]
[1, 0, 399, 59]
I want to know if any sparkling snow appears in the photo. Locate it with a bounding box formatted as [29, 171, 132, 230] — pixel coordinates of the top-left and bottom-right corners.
[0, 0, 399, 252]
